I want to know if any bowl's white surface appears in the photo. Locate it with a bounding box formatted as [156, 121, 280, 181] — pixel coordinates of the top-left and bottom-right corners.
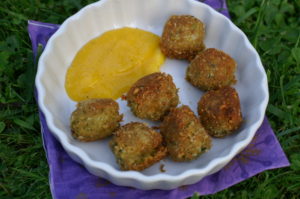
[36, 0, 269, 190]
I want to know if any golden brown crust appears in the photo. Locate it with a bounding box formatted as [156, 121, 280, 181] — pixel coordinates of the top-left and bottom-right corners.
[198, 87, 243, 138]
[70, 98, 122, 141]
[110, 122, 167, 171]
[160, 15, 206, 60]
[186, 48, 237, 90]
[127, 72, 179, 121]
[160, 105, 211, 161]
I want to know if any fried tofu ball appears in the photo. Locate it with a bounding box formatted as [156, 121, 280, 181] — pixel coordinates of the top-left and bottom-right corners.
[70, 98, 122, 141]
[127, 72, 179, 121]
[160, 105, 211, 161]
[160, 15, 206, 60]
[186, 48, 237, 91]
[198, 87, 243, 138]
[110, 122, 167, 171]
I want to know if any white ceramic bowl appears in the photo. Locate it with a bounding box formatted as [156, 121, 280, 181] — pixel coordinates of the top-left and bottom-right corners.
[36, 0, 269, 190]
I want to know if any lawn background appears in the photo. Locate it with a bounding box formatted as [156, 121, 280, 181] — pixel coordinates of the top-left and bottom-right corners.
[0, 0, 299, 198]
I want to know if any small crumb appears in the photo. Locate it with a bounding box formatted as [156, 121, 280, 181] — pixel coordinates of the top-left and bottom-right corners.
[220, 104, 227, 110]
[152, 126, 160, 130]
[157, 75, 163, 80]
[133, 88, 139, 94]
[160, 164, 166, 172]
[121, 95, 127, 100]
[78, 136, 84, 140]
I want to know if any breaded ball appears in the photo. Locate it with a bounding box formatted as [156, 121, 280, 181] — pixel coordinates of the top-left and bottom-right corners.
[160, 15, 206, 60]
[70, 98, 122, 141]
[127, 72, 179, 121]
[110, 122, 167, 171]
[160, 105, 211, 161]
[186, 48, 237, 90]
[198, 86, 243, 138]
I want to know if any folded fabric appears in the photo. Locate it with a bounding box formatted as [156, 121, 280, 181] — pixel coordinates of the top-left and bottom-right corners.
[29, 1, 290, 198]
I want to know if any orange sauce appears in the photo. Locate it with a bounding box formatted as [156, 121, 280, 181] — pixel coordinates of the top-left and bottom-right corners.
[65, 27, 165, 101]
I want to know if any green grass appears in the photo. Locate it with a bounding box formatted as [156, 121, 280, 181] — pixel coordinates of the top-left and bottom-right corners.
[0, 0, 299, 198]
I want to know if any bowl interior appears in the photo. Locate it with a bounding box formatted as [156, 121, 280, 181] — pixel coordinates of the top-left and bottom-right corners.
[37, 0, 267, 177]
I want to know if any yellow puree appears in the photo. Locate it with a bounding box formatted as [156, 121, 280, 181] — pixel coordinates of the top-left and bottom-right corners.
[65, 27, 165, 101]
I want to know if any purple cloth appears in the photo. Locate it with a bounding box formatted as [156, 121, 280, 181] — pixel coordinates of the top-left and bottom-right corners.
[29, 1, 290, 198]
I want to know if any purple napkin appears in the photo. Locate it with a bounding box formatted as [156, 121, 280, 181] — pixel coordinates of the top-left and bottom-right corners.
[29, 1, 290, 198]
